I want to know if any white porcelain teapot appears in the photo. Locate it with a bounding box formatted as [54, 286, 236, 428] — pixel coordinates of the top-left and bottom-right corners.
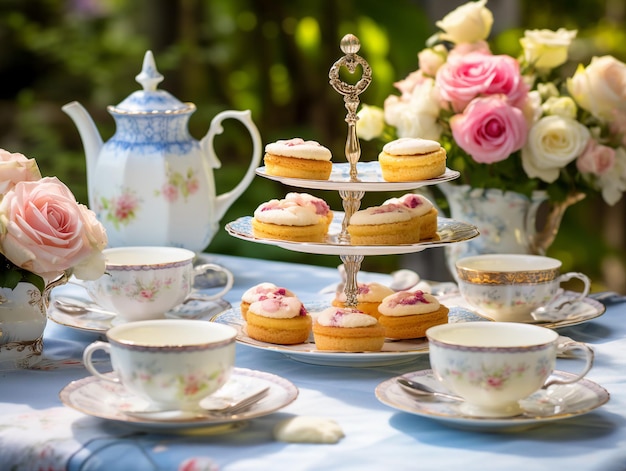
[63, 51, 262, 252]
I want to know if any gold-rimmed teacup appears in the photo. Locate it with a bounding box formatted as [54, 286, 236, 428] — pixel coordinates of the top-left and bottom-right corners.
[455, 254, 590, 323]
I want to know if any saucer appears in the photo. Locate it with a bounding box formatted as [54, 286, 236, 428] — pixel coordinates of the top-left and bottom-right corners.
[59, 367, 298, 430]
[375, 369, 610, 432]
[211, 302, 486, 368]
[48, 289, 231, 334]
[437, 290, 606, 329]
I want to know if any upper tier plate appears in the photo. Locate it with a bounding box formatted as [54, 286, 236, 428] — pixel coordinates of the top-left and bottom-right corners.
[225, 214, 479, 256]
[256, 161, 460, 191]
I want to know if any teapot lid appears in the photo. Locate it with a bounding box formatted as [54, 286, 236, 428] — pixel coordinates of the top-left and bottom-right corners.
[110, 50, 192, 114]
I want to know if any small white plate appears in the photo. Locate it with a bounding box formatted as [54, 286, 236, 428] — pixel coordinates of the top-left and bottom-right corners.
[48, 291, 231, 334]
[437, 291, 606, 329]
[256, 162, 460, 191]
[225, 214, 479, 256]
[211, 303, 486, 368]
[375, 369, 610, 432]
[59, 367, 298, 430]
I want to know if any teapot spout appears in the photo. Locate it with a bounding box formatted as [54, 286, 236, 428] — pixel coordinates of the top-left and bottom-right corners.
[62, 101, 103, 206]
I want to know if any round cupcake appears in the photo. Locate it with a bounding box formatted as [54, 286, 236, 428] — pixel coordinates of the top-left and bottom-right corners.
[347, 203, 421, 245]
[312, 307, 385, 352]
[378, 137, 446, 181]
[252, 193, 333, 242]
[246, 297, 312, 345]
[377, 290, 449, 339]
[240, 282, 296, 321]
[332, 282, 395, 318]
[264, 138, 333, 180]
[384, 193, 438, 240]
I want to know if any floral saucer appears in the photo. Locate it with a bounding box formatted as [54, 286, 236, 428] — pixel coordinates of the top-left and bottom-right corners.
[59, 367, 298, 431]
[48, 288, 231, 334]
[438, 290, 606, 329]
[375, 369, 610, 432]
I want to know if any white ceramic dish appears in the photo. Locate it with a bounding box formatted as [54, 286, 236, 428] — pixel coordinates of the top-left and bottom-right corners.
[225, 214, 479, 256]
[48, 290, 231, 334]
[375, 369, 610, 432]
[438, 290, 606, 329]
[256, 161, 460, 191]
[210, 303, 486, 368]
[59, 367, 298, 430]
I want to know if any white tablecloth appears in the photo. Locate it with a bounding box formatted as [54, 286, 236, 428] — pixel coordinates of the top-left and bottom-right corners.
[0, 254, 625, 471]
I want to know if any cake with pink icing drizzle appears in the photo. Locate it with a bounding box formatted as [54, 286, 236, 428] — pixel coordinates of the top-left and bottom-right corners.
[252, 192, 333, 242]
[377, 290, 449, 339]
[264, 138, 333, 180]
[346, 202, 421, 245]
[332, 282, 394, 318]
[240, 282, 296, 320]
[378, 137, 446, 182]
[384, 193, 438, 239]
[246, 295, 312, 345]
[312, 307, 385, 352]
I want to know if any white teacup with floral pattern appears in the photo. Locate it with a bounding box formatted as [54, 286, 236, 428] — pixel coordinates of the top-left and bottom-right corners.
[82, 246, 234, 322]
[83, 319, 236, 411]
[427, 322, 594, 418]
[455, 254, 590, 322]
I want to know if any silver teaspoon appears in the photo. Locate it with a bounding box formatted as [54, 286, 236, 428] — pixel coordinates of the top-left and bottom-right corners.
[124, 386, 270, 421]
[53, 298, 116, 318]
[397, 377, 463, 401]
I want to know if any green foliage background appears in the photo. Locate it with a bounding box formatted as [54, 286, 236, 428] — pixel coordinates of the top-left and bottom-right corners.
[1, 0, 625, 291]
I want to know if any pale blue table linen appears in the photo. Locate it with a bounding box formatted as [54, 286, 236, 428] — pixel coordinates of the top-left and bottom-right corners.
[0, 254, 625, 471]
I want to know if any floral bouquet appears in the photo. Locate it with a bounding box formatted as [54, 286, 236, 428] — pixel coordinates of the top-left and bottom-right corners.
[0, 149, 108, 293]
[357, 0, 626, 206]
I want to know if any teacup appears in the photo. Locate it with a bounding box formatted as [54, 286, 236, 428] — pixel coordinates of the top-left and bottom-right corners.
[455, 254, 590, 322]
[81, 246, 234, 322]
[427, 321, 594, 418]
[83, 319, 237, 411]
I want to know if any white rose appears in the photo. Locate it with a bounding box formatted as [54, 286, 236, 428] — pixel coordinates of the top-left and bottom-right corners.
[435, 0, 493, 44]
[567, 56, 626, 120]
[522, 115, 591, 183]
[356, 105, 385, 141]
[542, 96, 578, 119]
[520, 28, 577, 69]
[384, 78, 442, 140]
[598, 147, 626, 205]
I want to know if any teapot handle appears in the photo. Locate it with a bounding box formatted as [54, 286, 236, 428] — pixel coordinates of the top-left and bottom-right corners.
[200, 110, 262, 222]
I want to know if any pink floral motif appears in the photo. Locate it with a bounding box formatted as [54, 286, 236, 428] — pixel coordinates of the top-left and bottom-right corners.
[100, 187, 141, 230]
[158, 168, 200, 203]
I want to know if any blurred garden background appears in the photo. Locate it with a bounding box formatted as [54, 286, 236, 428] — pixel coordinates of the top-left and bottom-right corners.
[1, 0, 625, 292]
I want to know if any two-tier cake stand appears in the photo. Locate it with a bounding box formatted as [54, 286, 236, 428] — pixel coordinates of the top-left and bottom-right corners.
[225, 34, 479, 307]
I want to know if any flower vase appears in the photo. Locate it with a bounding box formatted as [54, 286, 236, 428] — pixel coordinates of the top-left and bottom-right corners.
[439, 183, 585, 279]
[0, 276, 66, 370]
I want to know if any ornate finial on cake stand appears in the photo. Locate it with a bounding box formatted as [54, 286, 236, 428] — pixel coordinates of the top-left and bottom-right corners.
[329, 33, 372, 181]
[329, 34, 372, 308]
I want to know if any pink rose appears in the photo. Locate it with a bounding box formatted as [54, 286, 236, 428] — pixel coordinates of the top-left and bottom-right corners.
[577, 139, 615, 176]
[450, 95, 528, 164]
[0, 148, 41, 194]
[436, 53, 528, 112]
[0, 177, 108, 281]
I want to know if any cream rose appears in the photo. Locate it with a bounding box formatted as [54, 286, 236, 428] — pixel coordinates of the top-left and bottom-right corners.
[435, 0, 493, 44]
[418, 45, 447, 76]
[0, 177, 108, 281]
[522, 115, 591, 183]
[356, 105, 385, 141]
[520, 28, 577, 69]
[384, 77, 442, 140]
[567, 56, 626, 120]
[0, 149, 41, 194]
